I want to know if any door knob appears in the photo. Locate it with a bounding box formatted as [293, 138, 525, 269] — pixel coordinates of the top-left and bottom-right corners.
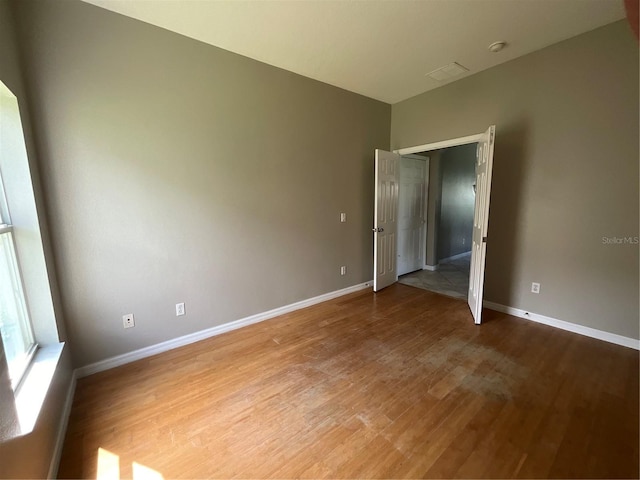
[372, 227, 385, 233]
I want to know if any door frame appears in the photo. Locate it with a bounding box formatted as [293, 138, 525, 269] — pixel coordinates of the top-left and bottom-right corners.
[394, 133, 483, 156]
[392, 130, 489, 309]
[394, 132, 483, 272]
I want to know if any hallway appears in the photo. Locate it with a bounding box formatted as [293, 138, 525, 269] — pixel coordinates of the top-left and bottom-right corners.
[398, 252, 471, 300]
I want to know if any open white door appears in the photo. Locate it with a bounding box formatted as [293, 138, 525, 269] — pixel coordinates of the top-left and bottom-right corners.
[468, 125, 495, 324]
[373, 149, 400, 292]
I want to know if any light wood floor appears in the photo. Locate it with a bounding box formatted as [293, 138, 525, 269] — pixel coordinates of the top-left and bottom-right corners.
[58, 284, 639, 479]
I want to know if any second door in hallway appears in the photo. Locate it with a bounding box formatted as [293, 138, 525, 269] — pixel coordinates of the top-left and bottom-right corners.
[397, 156, 427, 276]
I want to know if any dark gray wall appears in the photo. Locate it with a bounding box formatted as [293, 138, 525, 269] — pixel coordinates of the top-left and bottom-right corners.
[13, 0, 391, 368]
[0, 1, 73, 477]
[392, 20, 639, 339]
[437, 144, 477, 261]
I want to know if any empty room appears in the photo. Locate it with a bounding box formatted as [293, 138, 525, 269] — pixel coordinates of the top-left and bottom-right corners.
[0, 0, 638, 478]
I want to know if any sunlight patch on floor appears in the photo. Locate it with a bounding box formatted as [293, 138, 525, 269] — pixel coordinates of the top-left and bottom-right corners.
[97, 448, 164, 480]
[97, 448, 119, 480]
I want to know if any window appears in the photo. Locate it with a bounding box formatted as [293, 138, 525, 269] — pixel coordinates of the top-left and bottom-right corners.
[0, 224, 36, 387]
[0, 83, 37, 389]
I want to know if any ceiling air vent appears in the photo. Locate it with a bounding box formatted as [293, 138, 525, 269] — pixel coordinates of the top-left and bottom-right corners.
[426, 62, 469, 81]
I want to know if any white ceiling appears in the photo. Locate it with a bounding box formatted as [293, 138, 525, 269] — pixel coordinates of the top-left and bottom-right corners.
[82, 0, 626, 104]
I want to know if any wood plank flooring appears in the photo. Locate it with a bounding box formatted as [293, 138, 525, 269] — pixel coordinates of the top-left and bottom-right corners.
[57, 284, 639, 479]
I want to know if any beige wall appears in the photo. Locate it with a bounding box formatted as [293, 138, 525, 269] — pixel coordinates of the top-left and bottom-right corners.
[0, 0, 74, 477]
[392, 20, 639, 340]
[13, 0, 391, 368]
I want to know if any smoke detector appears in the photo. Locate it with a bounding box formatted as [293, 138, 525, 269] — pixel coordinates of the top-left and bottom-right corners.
[488, 41, 507, 53]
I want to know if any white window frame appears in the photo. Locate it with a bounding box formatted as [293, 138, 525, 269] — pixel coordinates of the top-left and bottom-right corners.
[0, 108, 38, 391]
[0, 227, 37, 388]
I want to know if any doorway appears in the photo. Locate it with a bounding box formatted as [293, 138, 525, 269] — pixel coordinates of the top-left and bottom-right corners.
[398, 143, 477, 300]
[373, 126, 495, 324]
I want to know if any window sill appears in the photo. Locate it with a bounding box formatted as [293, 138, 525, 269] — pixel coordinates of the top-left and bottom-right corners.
[15, 342, 64, 435]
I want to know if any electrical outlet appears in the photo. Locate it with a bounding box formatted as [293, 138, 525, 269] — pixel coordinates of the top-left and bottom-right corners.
[340, 266, 347, 276]
[176, 302, 185, 316]
[531, 282, 541, 294]
[340, 213, 347, 223]
[123, 313, 135, 329]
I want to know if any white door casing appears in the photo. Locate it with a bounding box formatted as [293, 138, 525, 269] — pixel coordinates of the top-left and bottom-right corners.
[373, 149, 400, 292]
[397, 156, 427, 276]
[468, 125, 496, 324]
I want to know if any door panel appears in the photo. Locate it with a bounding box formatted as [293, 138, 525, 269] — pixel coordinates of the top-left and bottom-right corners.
[468, 125, 495, 324]
[398, 157, 427, 276]
[374, 149, 400, 292]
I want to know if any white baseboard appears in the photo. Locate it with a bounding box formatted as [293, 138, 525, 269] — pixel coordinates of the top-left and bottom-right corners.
[75, 281, 373, 378]
[439, 251, 472, 263]
[47, 369, 77, 479]
[483, 300, 640, 350]
[422, 251, 471, 271]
